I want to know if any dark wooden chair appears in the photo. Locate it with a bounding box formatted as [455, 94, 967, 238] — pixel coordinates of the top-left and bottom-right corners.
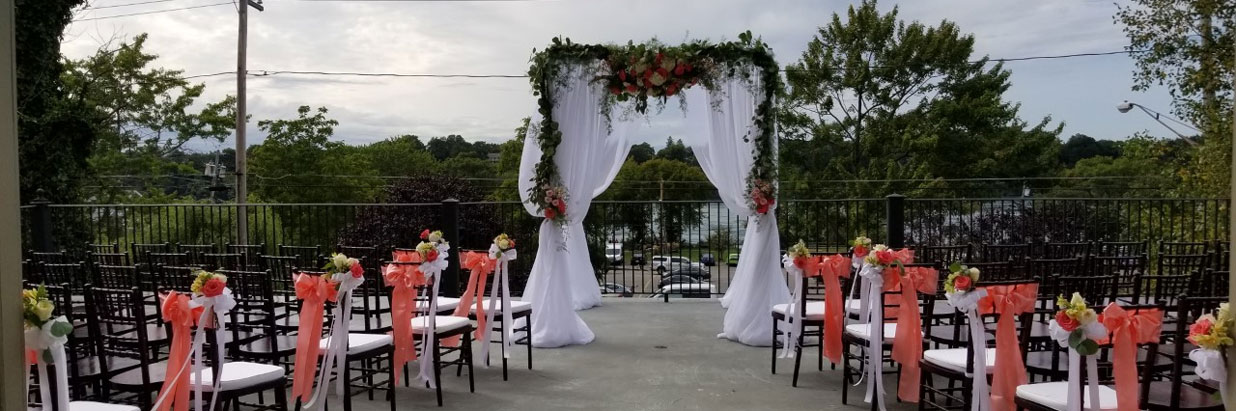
[1158, 253, 1210, 277]
[1090, 255, 1148, 301]
[1037, 241, 1091, 259]
[915, 244, 972, 267]
[772, 273, 826, 387]
[1144, 295, 1227, 410]
[1158, 240, 1209, 256]
[1096, 240, 1147, 258]
[978, 243, 1030, 264]
[918, 281, 1037, 411]
[387, 261, 475, 406]
[277, 244, 322, 269]
[842, 263, 937, 408]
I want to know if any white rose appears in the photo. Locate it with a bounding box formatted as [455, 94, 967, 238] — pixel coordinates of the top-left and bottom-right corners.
[968, 267, 980, 278]
[872, 244, 888, 252]
[428, 232, 443, 243]
[331, 253, 348, 269]
[347, 258, 359, 267]
[33, 300, 54, 322]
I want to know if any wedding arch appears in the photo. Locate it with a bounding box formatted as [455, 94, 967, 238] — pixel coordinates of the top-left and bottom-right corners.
[516, 32, 790, 348]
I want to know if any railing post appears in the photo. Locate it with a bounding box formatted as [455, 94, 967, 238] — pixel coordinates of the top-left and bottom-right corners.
[30, 189, 55, 252]
[439, 199, 461, 298]
[886, 194, 905, 248]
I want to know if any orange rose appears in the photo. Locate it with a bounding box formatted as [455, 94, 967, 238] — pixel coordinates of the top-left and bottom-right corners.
[875, 250, 896, 266]
[200, 278, 226, 298]
[350, 262, 364, 278]
[853, 244, 869, 257]
[425, 249, 439, 262]
[1055, 311, 1079, 331]
[1189, 318, 1214, 341]
[953, 275, 972, 291]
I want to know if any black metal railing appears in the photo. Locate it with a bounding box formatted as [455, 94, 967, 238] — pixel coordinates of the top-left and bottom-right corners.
[23, 196, 1230, 296]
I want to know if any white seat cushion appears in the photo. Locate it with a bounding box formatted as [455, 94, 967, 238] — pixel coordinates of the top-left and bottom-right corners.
[772, 301, 826, 320]
[70, 402, 140, 411]
[189, 362, 284, 392]
[1015, 382, 1118, 411]
[844, 323, 905, 342]
[467, 300, 532, 315]
[416, 297, 460, 312]
[922, 348, 996, 374]
[319, 333, 392, 355]
[411, 316, 470, 334]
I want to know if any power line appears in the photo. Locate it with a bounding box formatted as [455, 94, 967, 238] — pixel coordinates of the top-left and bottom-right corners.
[73, 1, 233, 21]
[83, 0, 188, 9]
[180, 49, 1149, 81]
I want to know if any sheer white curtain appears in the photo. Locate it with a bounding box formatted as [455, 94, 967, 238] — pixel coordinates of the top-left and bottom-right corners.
[684, 73, 788, 346]
[517, 64, 632, 347]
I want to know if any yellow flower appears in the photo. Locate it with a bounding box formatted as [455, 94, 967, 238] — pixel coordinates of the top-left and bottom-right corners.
[331, 253, 349, 270]
[1069, 292, 1088, 311]
[1078, 309, 1098, 325]
[428, 231, 444, 243]
[33, 300, 55, 322]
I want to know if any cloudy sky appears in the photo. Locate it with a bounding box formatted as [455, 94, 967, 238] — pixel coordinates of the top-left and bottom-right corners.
[62, 0, 1178, 152]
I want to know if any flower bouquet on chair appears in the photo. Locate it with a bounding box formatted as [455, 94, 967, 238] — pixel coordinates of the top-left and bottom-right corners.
[850, 236, 872, 269]
[23, 286, 73, 411]
[940, 263, 991, 410]
[1187, 303, 1232, 404]
[942, 263, 983, 308]
[1048, 293, 1108, 411]
[779, 240, 819, 358]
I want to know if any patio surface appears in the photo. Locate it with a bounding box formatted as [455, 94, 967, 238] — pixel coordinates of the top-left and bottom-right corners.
[353, 298, 916, 411]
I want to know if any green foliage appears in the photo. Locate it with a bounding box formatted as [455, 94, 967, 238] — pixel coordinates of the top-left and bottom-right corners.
[249, 106, 381, 203]
[1059, 134, 1121, 167]
[1052, 134, 1185, 197]
[15, 0, 93, 250]
[780, 0, 1061, 198]
[1115, 0, 1234, 197]
[360, 135, 436, 177]
[600, 158, 711, 245]
[62, 34, 237, 201]
[628, 142, 656, 164]
[655, 137, 697, 165]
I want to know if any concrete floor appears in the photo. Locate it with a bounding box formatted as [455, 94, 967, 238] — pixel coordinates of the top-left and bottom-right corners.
[351, 299, 917, 411]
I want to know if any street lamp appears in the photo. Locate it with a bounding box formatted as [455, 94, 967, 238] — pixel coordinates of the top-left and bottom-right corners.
[1116, 100, 1200, 146]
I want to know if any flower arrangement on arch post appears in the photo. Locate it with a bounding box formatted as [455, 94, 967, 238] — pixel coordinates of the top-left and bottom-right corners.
[749, 179, 775, 215]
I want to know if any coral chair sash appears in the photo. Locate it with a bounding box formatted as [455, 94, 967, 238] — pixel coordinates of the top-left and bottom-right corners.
[819, 254, 851, 364]
[978, 283, 1038, 411]
[445, 252, 495, 347]
[384, 259, 424, 382]
[889, 266, 938, 402]
[1099, 303, 1163, 411]
[152, 292, 200, 411]
[290, 273, 338, 403]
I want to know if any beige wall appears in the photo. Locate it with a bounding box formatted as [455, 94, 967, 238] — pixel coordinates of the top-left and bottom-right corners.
[0, 0, 25, 409]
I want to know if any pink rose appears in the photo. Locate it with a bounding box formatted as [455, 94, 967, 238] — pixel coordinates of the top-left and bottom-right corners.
[200, 278, 226, 298]
[1056, 311, 1079, 332]
[350, 262, 364, 278]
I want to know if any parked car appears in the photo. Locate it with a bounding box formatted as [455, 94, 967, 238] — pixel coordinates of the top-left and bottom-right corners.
[666, 265, 710, 280]
[727, 253, 740, 266]
[650, 255, 704, 274]
[605, 242, 623, 265]
[658, 274, 706, 288]
[700, 253, 716, 266]
[600, 282, 633, 297]
[631, 251, 646, 266]
[648, 283, 715, 299]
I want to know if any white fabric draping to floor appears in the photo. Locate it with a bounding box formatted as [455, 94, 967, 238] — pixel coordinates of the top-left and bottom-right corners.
[517, 63, 632, 347]
[685, 74, 789, 346]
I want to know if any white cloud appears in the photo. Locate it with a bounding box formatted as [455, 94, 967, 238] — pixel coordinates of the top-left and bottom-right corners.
[63, 0, 1178, 152]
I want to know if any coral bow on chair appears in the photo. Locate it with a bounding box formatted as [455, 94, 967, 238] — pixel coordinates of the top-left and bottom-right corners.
[1099, 303, 1162, 411]
[383, 258, 424, 382]
[818, 254, 851, 364]
[978, 283, 1038, 411]
[889, 266, 938, 402]
[290, 273, 338, 404]
[446, 251, 495, 346]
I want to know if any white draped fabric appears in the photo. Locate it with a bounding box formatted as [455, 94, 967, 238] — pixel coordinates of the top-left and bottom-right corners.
[517, 64, 632, 347]
[684, 74, 789, 346]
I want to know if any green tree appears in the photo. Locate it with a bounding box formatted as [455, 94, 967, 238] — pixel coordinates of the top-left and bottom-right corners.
[62, 34, 236, 201]
[16, 0, 94, 250]
[359, 135, 437, 177]
[781, 0, 1061, 197]
[655, 137, 696, 165]
[426, 135, 474, 160]
[248, 106, 380, 203]
[1116, 0, 1234, 196]
[629, 142, 656, 164]
[602, 158, 710, 246]
[1059, 134, 1121, 167]
[1053, 134, 1184, 197]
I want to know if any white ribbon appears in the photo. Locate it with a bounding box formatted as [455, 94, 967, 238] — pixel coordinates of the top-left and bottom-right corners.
[480, 245, 517, 366]
[185, 290, 236, 411]
[945, 289, 990, 411]
[856, 264, 886, 411]
[303, 274, 365, 410]
[1048, 320, 1107, 411]
[25, 316, 70, 411]
[1190, 348, 1228, 405]
[779, 254, 804, 358]
[414, 242, 449, 388]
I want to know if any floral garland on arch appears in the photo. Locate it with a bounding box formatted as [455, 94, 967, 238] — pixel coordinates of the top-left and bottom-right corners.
[526, 31, 781, 223]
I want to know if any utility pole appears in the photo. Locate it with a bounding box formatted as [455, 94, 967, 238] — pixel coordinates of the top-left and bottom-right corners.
[235, 0, 263, 245]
